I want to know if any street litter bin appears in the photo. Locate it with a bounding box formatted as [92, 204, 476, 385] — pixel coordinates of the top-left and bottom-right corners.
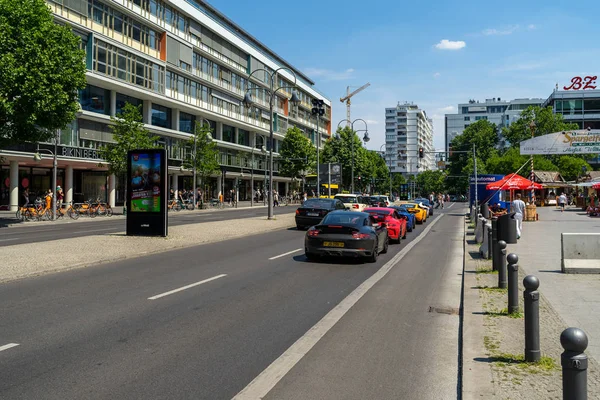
[496, 212, 517, 244]
[480, 203, 490, 219]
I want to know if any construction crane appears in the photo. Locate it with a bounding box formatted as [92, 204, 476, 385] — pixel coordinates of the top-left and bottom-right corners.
[340, 83, 371, 127]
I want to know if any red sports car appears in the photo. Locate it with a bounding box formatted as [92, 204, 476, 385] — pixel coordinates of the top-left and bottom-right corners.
[364, 207, 407, 243]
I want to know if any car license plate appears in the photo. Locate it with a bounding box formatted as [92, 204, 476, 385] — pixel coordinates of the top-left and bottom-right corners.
[307, 212, 319, 216]
[323, 241, 344, 248]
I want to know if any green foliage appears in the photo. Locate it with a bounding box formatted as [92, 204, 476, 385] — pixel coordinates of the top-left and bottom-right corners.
[321, 127, 372, 191]
[183, 121, 220, 187]
[279, 126, 316, 178]
[416, 170, 446, 196]
[486, 148, 558, 176]
[557, 156, 591, 181]
[99, 103, 160, 177]
[0, 0, 87, 147]
[501, 106, 579, 148]
[364, 150, 391, 194]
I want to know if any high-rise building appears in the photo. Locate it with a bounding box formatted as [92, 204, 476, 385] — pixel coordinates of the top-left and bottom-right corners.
[385, 102, 435, 177]
[1, 0, 332, 210]
[445, 97, 543, 151]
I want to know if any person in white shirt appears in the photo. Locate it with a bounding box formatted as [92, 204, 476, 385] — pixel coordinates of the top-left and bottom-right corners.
[511, 193, 526, 239]
[558, 193, 567, 212]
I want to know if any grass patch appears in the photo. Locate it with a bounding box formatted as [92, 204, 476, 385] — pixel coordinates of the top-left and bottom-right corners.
[468, 223, 475, 229]
[476, 268, 498, 274]
[491, 353, 558, 373]
[498, 308, 524, 319]
[475, 285, 507, 294]
[483, 335, 500, 351]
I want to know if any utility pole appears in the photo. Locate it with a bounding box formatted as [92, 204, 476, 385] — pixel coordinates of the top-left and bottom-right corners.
[473, 144, 478, 208]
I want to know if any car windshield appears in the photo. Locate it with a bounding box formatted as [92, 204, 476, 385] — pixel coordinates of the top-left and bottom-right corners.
[302, 199, 332, 208]
[334, 196, 357, 203]
[321, 213, 364, 225]
[366, 211, 389, 219]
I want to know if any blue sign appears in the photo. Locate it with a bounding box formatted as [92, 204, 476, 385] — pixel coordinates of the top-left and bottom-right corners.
[470, 174, 504, 206]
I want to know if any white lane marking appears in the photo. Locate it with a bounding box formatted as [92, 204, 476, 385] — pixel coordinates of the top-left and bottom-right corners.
[232, 214, 444, 400]
[447, 202, 455, 209]
[0, 238, 20, 243]
[72, 227, 118, 234]
[269, 248, 302, 260]
[0, 343, 19, 352]
[195, 213, 214, 217]
[148, 274, 227, 300]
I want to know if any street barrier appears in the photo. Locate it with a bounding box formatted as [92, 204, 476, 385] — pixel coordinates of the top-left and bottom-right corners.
[561, 327, 588, 400]
[497, 240, 507, 289]
[479, 222, 492, 259]
[475, 216, 486, 243]
[487, 221, 492, 260]
[561, 233, 600, 274]
[492, 218, 498, 271]
[507, 253, 519, 314]
[523, 275, 540, 362]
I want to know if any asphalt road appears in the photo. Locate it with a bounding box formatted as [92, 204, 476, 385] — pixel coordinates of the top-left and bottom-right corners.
[0, 203, 465, 400]
[0, 205, 291, 247]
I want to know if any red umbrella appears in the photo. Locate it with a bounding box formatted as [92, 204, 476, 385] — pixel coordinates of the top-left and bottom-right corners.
[486, 174, 543, 190]
[592, 182, 600, 190]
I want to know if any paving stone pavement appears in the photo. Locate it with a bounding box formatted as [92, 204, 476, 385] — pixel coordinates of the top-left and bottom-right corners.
[463, 212, 600, 399]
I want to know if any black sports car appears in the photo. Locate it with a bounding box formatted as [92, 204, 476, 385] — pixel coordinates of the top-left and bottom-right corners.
[295, 198, 346, 230]
[304, 210, 389, 263]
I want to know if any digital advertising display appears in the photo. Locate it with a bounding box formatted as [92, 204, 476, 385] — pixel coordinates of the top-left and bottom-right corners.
[130, 151, 162, 212]
[127, 149, 167, 237]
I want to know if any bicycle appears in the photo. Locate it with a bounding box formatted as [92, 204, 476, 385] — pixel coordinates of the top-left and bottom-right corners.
[168, 199, 182, 211]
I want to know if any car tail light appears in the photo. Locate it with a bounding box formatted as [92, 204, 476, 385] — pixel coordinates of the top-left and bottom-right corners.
[296, 209, 300, 215]
[307, 228, 320, 237]
[352, 232, 371, 239]
[353, 204, 359, 209]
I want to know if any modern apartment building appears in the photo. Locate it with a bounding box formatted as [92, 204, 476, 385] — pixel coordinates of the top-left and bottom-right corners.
[385, 102, 435, 177]
[0, 0, 332, 210]
[543, 87, 600, 130]
[445, 97, 543, 151]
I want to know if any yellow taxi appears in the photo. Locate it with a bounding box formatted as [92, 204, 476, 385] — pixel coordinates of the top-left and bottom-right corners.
[397, 201, 428, 224]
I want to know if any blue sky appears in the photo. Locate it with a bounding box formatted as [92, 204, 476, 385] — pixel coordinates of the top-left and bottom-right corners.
[210, 0, 599, 151]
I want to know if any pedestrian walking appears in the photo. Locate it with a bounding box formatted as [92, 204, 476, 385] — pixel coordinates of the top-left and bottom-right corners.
[512, 193, 526, 239]
[22, 188, 30, 208]
[273, 190, 279, 207]
[558, 192, 567, 212]
[56, 186, 64, 210]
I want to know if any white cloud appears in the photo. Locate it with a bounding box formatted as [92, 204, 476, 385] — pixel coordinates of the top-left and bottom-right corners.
[527, 24, 537, 30]
[303, 67, 355, 81]
[482, 25, 519, 36]
[433, 72, 441, 78]
[365, 119, 379, 125]
[434, 39, 466, 50]
[438, 106, 455, 112]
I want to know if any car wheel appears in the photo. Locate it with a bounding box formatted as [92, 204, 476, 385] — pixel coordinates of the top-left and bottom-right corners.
[402, 229, 407, 239]
[305, 252, 318, 262]
[367, 240, 379, 263]
[408, 226, 413, 232]
[381, 236, 389, 254]
[296, 225, 304, 230]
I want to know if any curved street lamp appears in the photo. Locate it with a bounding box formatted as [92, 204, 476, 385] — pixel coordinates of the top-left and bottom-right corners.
[336, 119, 370, 193]
[242, 68, 301, 219]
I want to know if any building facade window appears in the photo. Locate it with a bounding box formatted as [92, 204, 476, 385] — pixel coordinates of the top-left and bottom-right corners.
[115, 93, 142, 115]
[464, 116, 470, 121]
[151, 104, 171, 128]
[237, 128, 249, 146]
[179, 111, 195, 133]
[80, 84, 110, 115]
[222, 124, 235, 143]
[93, 39, 165, 93]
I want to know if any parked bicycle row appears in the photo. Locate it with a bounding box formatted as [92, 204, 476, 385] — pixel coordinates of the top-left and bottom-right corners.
[16, 198, 113, 222]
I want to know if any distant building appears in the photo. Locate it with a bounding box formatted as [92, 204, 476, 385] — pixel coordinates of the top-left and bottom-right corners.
[445, 97, 543, 151]
[385, 102, 435, 177]
[543, 87, 600, 130]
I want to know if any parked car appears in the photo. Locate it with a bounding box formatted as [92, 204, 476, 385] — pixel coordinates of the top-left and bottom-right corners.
[295, 198, 346, 230]
[365, 196, 382, 206]
[389, 205, 416, 232]
[414, 198, 433, 216]
[397, 201, 428, 224]
[364, 207, 407, 243]
[304, 210, 389, 263]
[333, 194, 369, 212]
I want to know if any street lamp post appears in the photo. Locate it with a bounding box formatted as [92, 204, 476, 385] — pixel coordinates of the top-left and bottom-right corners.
[261, 144, 267, 206]
[380, 144, 393, 197]
[529, 120, 536, 204]
[33, 129, 59, 221]
[312, 99, 325, 197]
[336, 119, 370, 193]
[243, 68, 301, 219]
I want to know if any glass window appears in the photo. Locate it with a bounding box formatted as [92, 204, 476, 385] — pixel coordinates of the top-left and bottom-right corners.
[179, 112, 195, 133]
[238, 128, 249, 146]
[177, 15, 185, 32]
[151, 104, 172, 128]
[222, 124, 235, 143]
[149, 0, 158, 16]
[80, 84, 110, 115]
[115, 93, 142, 115]
[584, 99, 600, 112]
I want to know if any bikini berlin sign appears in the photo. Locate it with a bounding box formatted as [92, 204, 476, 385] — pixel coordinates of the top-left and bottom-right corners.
[520, 130, 600, 155]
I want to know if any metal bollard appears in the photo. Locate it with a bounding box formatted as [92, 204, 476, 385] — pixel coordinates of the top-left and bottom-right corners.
[560, 328, 588, 400]
[507, 253, 519, 314]
[487, 223, 493, 260]
[491, 218, 498, 271]
[523, 275, 540, 362]
[497, 240, 507, 289]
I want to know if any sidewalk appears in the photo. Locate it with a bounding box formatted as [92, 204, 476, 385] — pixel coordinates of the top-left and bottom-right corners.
[462, 206, 600, 399]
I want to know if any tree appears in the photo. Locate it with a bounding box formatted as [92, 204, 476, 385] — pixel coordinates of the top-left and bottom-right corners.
[363, 150, 390, 194]
[416, 170, 446, 196]
[0, 0, 87, 147]
[182, 121, 220, 202]
[501, 106, 579, 148]
[321, 126, 369, 191]
[557, 156, 591, 181]
[99, 103, 160, 178]
[486, 147, 558, 176]
[279, 126, 316, 178]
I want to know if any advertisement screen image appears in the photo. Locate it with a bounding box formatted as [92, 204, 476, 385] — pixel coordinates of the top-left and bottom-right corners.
[130, 152, 162, 212]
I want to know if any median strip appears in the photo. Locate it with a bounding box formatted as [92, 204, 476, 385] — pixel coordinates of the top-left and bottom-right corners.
[148, 274, 227, 300]
[269, 248, 302, 260]
[0, 343, 19, 352]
